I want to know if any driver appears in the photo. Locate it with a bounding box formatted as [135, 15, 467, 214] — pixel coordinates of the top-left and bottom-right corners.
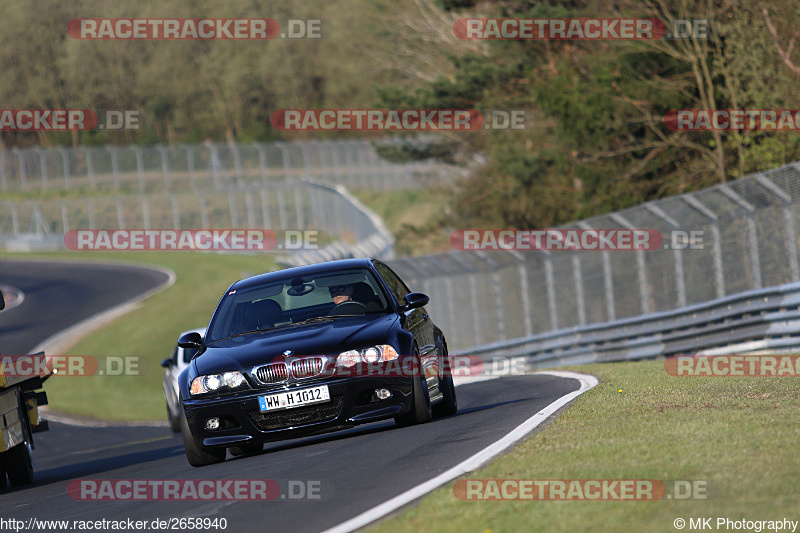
[328, 284, 353, 305]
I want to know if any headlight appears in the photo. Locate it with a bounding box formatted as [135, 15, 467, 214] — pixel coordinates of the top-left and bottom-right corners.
[190, 371, 249, 396]
[336, 345, 398, 367]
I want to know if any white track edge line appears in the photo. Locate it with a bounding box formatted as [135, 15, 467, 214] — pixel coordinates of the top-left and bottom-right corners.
[322, 370, 599, 533]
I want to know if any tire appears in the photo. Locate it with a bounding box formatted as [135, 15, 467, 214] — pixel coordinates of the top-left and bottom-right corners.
[179, 406, 225, 467]
[5, 397, 35, 486]
[0, 462, 7, 489]
[395, 373, 432, 428]
[167, 402, 181, 433]
[229, 442, 263, 457]
[5, 441, 34, 486]
[433, 347, 457, 418]
[432, 373, 457, 418]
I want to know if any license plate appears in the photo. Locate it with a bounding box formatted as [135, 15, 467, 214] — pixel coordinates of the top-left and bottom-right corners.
[258, 385, 330, 412]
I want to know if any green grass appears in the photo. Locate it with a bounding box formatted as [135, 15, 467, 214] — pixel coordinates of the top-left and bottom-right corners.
[1, 250, 279, 421]
[353, 189, 453, 256]
[368, 360, 800, 533]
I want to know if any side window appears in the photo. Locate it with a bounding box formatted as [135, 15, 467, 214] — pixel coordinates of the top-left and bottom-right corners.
[374, 262, 411, 304]
[171, 345, 179, 364]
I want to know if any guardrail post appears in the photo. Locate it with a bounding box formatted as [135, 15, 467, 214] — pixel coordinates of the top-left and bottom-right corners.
[755, 173, 799, 283]
[720, 184, 761, 290]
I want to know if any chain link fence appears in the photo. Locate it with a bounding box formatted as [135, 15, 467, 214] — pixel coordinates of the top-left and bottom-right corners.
[389, 162, 800, 353]
[0, 139, 461, 253]
[0, 140, 464, 194]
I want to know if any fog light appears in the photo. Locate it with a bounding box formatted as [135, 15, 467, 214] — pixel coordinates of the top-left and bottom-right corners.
[205, 417, 220, 430]
[376, 388, 391, 400]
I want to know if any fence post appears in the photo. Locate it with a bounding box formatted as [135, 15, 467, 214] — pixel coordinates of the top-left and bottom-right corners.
[12, 148, 27, 190]
[183, 145, 197, 191]
[82, 147, 95, 190]
[579, 221, 616, 321]
[36, 148, 48, 191]
[106, 146, 120, 190]
[0, 149, 7, 191]
[254, 143, 268, 186]
[141, 195, 151, 230]
[156, 145, 171, 191]
[755, 173, 799, 283]
[116, 197, 125, 229]
[645, 204, 687, 308]
[610, 213, 649, 314]
[132, 146, 146, 193]
[476, 251, 506, 342]
[683, 195, 725, 299]
[720, 184, 761, 290]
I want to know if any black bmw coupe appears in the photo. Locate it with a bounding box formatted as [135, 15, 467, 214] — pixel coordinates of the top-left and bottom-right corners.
[177, 258, 457, 466]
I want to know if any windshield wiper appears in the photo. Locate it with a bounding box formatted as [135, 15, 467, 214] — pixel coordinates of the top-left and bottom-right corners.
[212, 326, 278, 343]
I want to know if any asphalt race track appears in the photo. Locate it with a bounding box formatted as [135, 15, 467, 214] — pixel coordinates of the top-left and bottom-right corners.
[0, 259, 171, 355]
[0, 260, 584, 532]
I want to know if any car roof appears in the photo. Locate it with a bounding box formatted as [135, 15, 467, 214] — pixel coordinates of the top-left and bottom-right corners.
[231, 258, 376, 290]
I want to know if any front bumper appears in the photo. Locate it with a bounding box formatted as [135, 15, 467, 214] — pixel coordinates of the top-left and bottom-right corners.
[182, 376, 414, 447]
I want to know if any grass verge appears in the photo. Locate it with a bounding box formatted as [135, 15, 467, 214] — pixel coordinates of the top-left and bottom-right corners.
[353, 188, 453, 256]
[368, 360, 800, 532]
[1, 251, 279, 422]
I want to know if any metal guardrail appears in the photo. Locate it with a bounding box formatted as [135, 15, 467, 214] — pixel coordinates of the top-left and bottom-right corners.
[464, 280, 800, 368]
[390, 160, 800, 354]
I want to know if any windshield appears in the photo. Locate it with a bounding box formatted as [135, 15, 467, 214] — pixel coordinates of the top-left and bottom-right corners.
[206, 268, 390, 342]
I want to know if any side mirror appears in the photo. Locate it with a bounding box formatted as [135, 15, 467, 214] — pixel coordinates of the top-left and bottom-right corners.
[402, 292, 429, 311]
[178, 332, 203, 349]
[0, 289, 4, 311]
[160, 358, 174, 368]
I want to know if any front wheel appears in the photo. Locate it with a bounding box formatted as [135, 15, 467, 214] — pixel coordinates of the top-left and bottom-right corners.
[179, 406, 226, 467]
[432, 373, 457, 418]
[395, 374, 432, 428]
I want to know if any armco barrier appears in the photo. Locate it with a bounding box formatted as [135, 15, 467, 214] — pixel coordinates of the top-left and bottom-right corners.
[465, 281, 800, 369]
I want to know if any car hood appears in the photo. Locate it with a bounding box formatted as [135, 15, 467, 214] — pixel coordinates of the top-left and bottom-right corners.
[195, 314, 398, 375]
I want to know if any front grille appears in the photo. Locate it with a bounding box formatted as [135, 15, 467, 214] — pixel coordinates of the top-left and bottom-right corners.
[248, 396, 343, 431]
[291, 357, 324, 378]
[255, 363, 288, 384]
